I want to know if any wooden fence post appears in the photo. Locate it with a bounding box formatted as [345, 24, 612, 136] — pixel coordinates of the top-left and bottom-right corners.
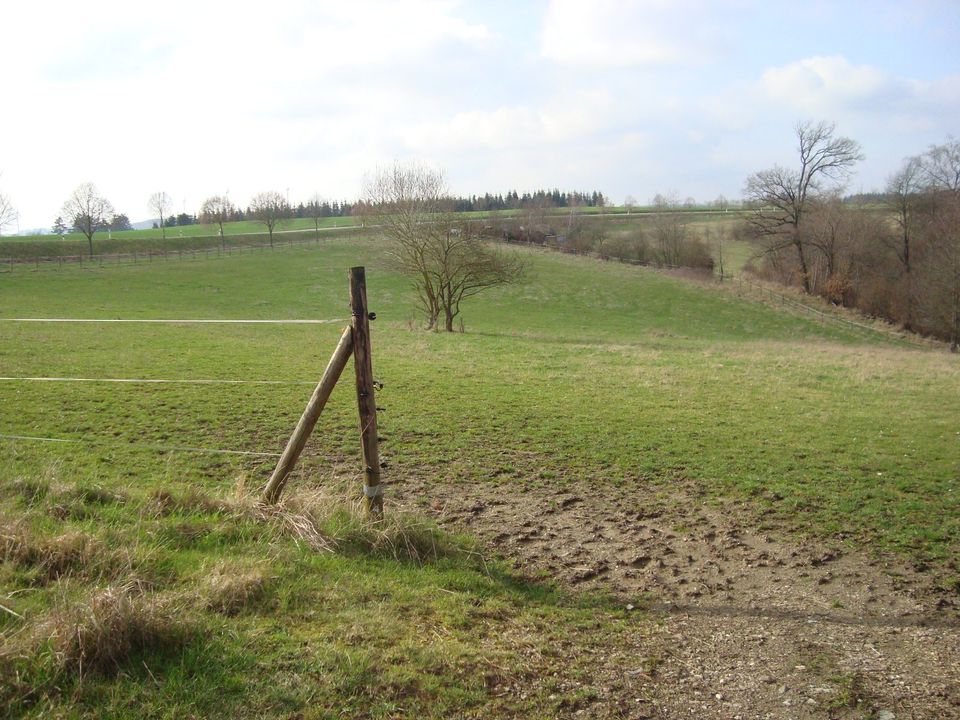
[262, 325, 354, 504]
[349, 266, 384, 518]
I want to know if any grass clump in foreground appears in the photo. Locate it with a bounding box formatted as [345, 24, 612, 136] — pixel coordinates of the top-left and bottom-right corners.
[0, 474, 638, 719]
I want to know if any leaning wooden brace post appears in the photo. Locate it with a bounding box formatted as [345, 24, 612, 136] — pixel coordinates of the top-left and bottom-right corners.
[262, 325, 354, 504]
[349, 266, 383, 518]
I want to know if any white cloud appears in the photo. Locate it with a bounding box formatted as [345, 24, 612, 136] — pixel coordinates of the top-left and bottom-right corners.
[759, 55, 960, 123]
[540, 0, 723, 69]
[760, 56, 904, 114]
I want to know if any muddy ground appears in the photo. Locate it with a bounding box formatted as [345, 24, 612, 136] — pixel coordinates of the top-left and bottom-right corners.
[393, 475, 960, 719]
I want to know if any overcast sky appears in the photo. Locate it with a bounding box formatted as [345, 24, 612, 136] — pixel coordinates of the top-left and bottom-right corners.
[2, 0, 958, 231]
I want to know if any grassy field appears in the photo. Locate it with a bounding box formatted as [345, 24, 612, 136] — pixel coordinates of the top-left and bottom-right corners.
[1, 235, 957, 717]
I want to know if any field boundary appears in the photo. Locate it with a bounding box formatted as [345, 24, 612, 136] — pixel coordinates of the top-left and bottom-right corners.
[0, 432, 282, 458]
[0, 317, 345, 324]
[0, 228, 357, 270]
[726, 273, 931, 346]
[0, 376, 317, 385]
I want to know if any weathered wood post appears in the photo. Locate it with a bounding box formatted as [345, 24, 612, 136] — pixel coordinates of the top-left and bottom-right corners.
[349, 266, 384, 518]
[262, 325, 355, 504]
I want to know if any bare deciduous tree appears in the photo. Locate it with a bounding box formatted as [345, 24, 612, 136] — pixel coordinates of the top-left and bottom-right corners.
[0, 191, 16, 236]
[199, 195, 236, 250]
[149, 191, 172, 240]
[62, 183, 115, 257]
[921, 137, 960, 193]
[307, 193, 325, 242]
[249, 191, 289, 247]
[917, 193, 960, 350]
[364, 163, 524, 331]
[744, 120, 863, 292]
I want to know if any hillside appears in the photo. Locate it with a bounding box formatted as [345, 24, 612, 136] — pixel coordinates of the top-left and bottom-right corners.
[1, 235, 957, 718]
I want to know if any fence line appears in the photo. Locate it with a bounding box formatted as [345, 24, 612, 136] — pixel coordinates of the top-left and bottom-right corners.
[0, 376, 317, 386]
[0, 433, 282, 458]
[1, 317, 345, 324]
[729, 274, 919, 342]
[0, 226, 366, 273]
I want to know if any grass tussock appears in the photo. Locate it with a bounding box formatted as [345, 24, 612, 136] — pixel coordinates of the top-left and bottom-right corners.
[37, 585, 188, 677]
[0, 585, 191, 708]
[255, 484, 474, 564]
[200, 562, 272, 615]
[0, 521, 128, 584]
[1, 478, 50, 505]
[145, 487, 236, 517]
[47, 483, 128, 521]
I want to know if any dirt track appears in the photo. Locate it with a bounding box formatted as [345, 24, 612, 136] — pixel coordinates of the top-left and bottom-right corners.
[394, 475, 960, 719]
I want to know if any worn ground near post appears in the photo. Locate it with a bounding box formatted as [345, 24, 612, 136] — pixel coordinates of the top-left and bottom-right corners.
[393, 473, 960, 720]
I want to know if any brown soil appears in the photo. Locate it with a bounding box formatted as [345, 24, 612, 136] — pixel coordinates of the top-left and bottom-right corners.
[393, 475, 960, 720]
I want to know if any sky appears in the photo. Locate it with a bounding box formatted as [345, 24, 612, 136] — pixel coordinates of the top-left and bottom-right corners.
[1, 0, 958, 232]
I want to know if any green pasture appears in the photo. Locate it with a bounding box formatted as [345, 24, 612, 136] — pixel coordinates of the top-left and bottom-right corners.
[1, 235, 957, 717]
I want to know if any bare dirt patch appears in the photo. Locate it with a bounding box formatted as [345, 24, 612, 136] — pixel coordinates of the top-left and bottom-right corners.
[393, 475, 960, 719]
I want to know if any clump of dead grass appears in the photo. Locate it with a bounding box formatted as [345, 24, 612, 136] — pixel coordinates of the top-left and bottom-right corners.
[0, 584, 191, 708]
[144, 488, 237, 518]
[0, 521, 128, 584]
[47, 482, 128, 521]
[200, 562, 273, 615]
[1, 477, 50, 505]
[40, 584, 188, 677]
[252, 482, 474, 565]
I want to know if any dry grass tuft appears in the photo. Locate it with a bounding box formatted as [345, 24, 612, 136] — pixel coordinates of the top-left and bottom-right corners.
[0, 521, 126, 583]
[144, 487, 236, 517]
[37, 584, 188, 678]
[200, 562, 272, 615]
[252, 482, 472, 565]
[45, 482, 128, 521]
[1, 478, 50, 505]
[70, 484, 125, 506]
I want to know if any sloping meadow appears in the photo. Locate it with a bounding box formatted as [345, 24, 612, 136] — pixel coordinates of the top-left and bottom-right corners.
[1, 236, 957, 716]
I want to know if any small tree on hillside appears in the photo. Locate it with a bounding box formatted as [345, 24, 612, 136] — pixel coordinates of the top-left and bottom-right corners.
[199, 195, 236, 250]
[0, 191, 16, 236]
[110, 213, 133, 232]
[307, 193, 324, 242]
[52, 216, 68, 236]
[149, 191, 172, 240]
[364, 163, 524, 331]
[62, 183, 114, 257]
[250, 191, 289, 247]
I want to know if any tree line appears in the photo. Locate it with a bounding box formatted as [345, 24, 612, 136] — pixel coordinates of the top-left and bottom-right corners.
[744, 122, 960, 349]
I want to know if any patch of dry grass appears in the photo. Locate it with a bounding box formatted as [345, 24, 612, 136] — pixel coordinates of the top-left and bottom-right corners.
[37, 584, 188, 677]
[145, 487, 237, 517]
[253, 482, 471, 564]
[200, 562, 273, 616]
[0, 521, 129, 584]
[0, 584, 191, 708]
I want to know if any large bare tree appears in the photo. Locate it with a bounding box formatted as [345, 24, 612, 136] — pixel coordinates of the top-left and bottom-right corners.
[62, 183, 115, 257]
[0, 191, 16, 236]
[364, 163, 524, 331]
[149, 191, 173, 240]
[249, 191, 289, 247]
[199, 194, 236, 250]
[744, 121, 863, 292]
[921, 137, 960, 193]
